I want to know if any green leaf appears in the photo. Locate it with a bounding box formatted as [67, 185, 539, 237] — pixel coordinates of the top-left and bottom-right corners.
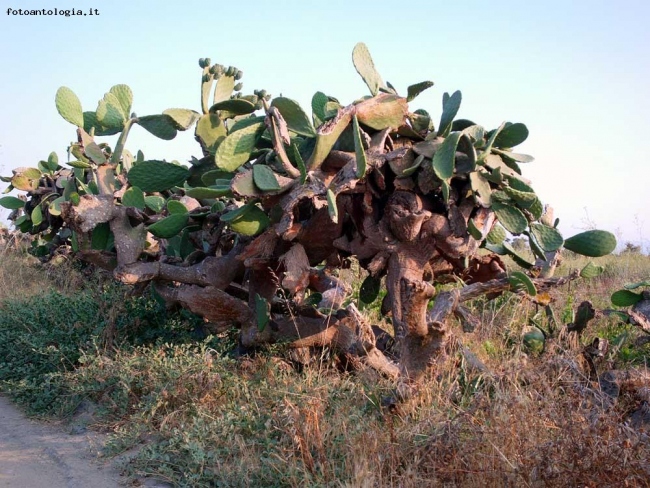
[271, 97, 317, 137]
[494, 122, 529, 148]
[352, 114, 368, 178]
[167, 200, 188, 215]
[326, 188, 338, 224]
[407, 81, 434, 102]
[91, 222, 110, 250]
[0, 196, 24, 210]
[432, 131, 462, 180]
[163, 109, 200, 130]
[109, 84, 133, 119]
[359, 275, 381, 305]
[253, 165, 282, 191]
[48, 196, 65, 216]
[122, 186, 145, 209]
[352, 42, 384, 96]
[148, 214, 189, 238]
[214, 120, 266, 172]
[255, 294, 270, 332]
[45, 152, 59, 172]
[127, 161, 190, 192]
[144, 195, 166, 213]
[611, 290, 642, 307]
[55, 87, 84, 126]
[136, 114, 178, 140]
[438, 90, 462, 138]
[509, 271, 536, 296]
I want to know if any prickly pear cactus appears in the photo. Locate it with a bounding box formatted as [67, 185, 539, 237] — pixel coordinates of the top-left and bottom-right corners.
[1, 43, 617, 388]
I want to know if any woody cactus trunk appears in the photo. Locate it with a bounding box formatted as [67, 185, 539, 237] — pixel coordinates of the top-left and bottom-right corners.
[1, 44, 617, 396]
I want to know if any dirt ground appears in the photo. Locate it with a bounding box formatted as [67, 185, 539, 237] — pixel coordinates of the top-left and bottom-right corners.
[0, 395, 166, 488]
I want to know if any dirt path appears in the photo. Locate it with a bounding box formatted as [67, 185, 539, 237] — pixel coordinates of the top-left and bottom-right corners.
[0, 395, 127, 487]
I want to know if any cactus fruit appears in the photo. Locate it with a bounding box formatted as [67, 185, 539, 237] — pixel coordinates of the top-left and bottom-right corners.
[127, 161, 190, 192]
[563, 230, 616, 257]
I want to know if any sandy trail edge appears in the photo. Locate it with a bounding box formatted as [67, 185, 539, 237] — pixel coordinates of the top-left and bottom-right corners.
[0, 394, 127, 488]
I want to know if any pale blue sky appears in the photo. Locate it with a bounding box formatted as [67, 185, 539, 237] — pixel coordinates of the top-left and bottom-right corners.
[1, 0, 648, 248]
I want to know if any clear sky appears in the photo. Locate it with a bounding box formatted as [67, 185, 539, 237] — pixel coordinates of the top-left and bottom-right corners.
[1, 0, 648, 249]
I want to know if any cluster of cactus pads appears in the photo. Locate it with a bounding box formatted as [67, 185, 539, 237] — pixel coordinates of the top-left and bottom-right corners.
[0, 44, 617, 392]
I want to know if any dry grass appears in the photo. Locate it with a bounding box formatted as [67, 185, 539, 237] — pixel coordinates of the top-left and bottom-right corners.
[1, 242, 650, 487]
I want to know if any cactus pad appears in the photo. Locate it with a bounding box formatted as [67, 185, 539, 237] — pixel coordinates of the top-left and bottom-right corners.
[271, 97, 316, 138]
[530, 223, 564, 252]
[352, 42, 384, 96]
[214, 119, 265, 172]
[136, 115, 178, 140]
[147, 214, 189, 239]
[563, 230, 616, 257]
[55, 87, 84, 127]
[122, 186, 145, 209]
[127, 161, 190, 192]
[438, 90, 462, 137]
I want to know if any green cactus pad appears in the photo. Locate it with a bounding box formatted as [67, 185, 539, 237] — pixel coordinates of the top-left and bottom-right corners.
[467, 218, 483, 240]
[522, 326, 545, 354]
[127, 161, 190, 192]
[311, 91, 330, 126]
[309, 108, 353, 169]
[486, 224, 507, 245]
[109, 85, 133, 119]
[493, 122, 529, 148]
[502, 241, 535, 269]
[509, 271, 537, 296]
[352, 115, 368, 178]
[48, 196, 65, 216]
[352, 42, 384, 96]
[144, 195, 166, 213]
[0, 196, 25, 210]
[185, 186, 232, 199]
[31, 205, 43, 227]
[167, 200, 188, 215]
[624, 280, 650, 290]
[469, 171, 492, 207]
[355, 94, 408, 130]
[580, 261, 605, 279]
[210, 99, 257, 116]
[55, 87, 84, 127]
[529, 223, 563, 252]
[290, 143, 307, 184]
[213, 75, 235, 104]
[148, 214, 189, 239]
[493, 148, 535, 163]
[256, 293, 270, 332]
[327, 188, 338, 224]
[492, 201, 527, 235]
[229, 205, 270, 236]
[503, 187, 537, 209]
[136, 115, 178, 140]
[481, 122, 506, 158]
[271, 97, 317, 137]
[200, 170, 233, 186]
[195, 114, 227, 155]
[91, 222, 110, 250]
[611, 289, 642, 307]
[45, 152, 59, 172]
[563, 230, 616, 257]
[438, 90, 462, 138]
[96, 92, 126, 129]
[214, 120, 266, 172]
[406, 81, 434, 102]
[253, 165, 282, 191]
[163, 109, 200, 130]
[359, 275, 381, 305]
[122, 186, 145, 209]
[84, 142, 107, 165]
[432, 131, 462, 181]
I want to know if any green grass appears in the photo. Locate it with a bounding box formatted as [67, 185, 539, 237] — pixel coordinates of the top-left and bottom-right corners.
[1, 246, 649, 486]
